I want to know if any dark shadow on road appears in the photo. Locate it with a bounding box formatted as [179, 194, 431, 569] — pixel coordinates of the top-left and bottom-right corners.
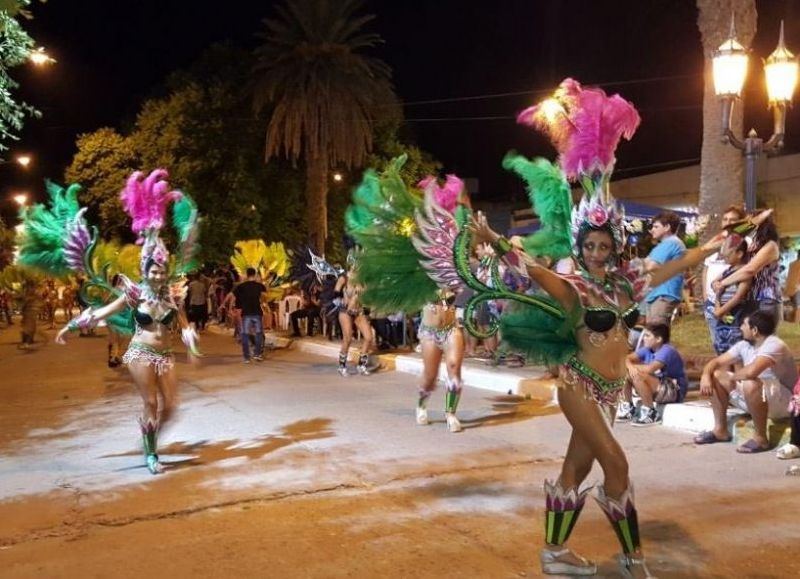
[459, 396, 561, 430]
[100, 418, 336, 471]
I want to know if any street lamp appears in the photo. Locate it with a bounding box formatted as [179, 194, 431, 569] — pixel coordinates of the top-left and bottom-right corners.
[14, 155, 31, 168]
[12, 193, 28, 207]
[29, 47, 55, 66]
[713, 18, 798, 212]
[332, 172, 343, 183]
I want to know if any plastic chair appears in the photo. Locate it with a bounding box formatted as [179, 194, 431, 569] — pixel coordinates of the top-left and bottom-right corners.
[280, 295, 303, 330]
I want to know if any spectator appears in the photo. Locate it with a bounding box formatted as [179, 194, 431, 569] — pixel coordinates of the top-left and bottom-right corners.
[694, 311, 796, 453]
[233, 267, 267, 363]
[776, 379, 800, 460]
[712, 237, 751, 354]
[0, 287, 12, 326]
[644, 211, 686, 325]
[187, 274, 209, 331]
[290, 287, 321, 337]
[702, 205, 746, 344]
[620, 323, 688, 426]
[714, 213, 782, 326]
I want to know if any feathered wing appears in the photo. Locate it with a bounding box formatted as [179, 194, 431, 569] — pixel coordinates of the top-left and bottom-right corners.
[345, 155, 439, 314]
[263, 242, 289, 281]
[502, 153, 573, 260]
[172, 194, 201, 275]
[230, 239, 268, 278]
[411, 192, 464, 293]
[17, 181, 95, 277]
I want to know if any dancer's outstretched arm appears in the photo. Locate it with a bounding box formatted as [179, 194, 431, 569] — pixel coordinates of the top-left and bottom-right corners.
[55, 294, 128, 344]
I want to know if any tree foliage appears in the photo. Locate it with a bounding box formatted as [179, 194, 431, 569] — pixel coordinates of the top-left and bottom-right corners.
[0, 0, 41, 154]
[253, 0, 399, 253]
[65, 44, 306, 265]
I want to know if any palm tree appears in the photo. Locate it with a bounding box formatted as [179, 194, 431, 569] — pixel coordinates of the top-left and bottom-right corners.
[696, 0, 756, 219]
[253, 0, 398, 253]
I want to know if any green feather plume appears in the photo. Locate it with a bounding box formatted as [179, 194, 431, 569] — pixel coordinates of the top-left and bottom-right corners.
[345, 155, 438, 314]
[17, 181, 83, 277]
[172, 194, 200, 275]
[499, 299, 579, 366]
[502, 152, 572, 259]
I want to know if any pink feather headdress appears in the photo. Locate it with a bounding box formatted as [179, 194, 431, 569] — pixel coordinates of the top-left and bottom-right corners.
[121, 169, 183, 241]
[417, 174, 464, 213]
[120, 169, 183, 273]
[517, 78, 640, 181]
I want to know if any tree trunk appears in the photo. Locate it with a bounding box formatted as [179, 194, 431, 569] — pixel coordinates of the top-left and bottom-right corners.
[696, 0, 757, 219]
[305, 151, 329, 255]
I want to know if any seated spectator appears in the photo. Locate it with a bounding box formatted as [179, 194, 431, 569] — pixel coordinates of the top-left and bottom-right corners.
[694, 311, 796, 453]
[290, 287, 321, 337]
[621, 323, 688, 426]
[776, 379, 800, 460]
[712, 237, 752, 354]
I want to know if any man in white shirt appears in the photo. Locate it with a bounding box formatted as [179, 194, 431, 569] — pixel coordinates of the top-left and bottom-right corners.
[701, 206, 746, 343]
[694, 310, 796, 453]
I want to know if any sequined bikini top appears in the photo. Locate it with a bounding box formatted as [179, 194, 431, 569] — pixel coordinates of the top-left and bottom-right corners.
[134, 307, 177, 327]
[583, 303, 639, 333]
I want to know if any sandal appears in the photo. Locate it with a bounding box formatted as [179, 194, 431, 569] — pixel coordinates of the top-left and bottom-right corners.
[776, 443, 800, 460]
[736, 439, 770, 454]
[693, 430, 732, 445]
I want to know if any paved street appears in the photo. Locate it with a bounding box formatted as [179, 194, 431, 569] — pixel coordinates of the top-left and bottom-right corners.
[0, 325, 798, 578]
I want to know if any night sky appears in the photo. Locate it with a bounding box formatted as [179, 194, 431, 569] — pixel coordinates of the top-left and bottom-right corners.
[4, 0, 800, 213]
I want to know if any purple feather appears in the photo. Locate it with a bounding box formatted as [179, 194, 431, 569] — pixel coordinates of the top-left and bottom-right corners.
[63, 208, 92, 273]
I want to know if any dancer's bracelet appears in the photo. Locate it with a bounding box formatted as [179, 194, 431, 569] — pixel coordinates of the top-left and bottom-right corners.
[492, 236, 514, 257]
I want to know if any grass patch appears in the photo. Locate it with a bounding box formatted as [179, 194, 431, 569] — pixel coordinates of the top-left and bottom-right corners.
[670, 312, 800, 357]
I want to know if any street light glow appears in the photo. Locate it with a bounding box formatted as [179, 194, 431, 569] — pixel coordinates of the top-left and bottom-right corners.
[333, 173, 343, 182]
[15, 155, 31, 168]
[12, 193, 28, 207]
[29, 47, 55, 66]
[713, 17, 749, 98]
[765, 22, 798, 104]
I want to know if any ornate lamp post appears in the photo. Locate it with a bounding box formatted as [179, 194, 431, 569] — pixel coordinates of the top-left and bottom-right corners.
[713, 18, 798, 212]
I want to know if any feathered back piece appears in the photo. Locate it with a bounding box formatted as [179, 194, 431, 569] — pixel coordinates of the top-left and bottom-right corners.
[230, 239, 289, 286]
[417, 174, 463, 213]
[517, 78, 640, 182]
[17, 181, 93, 277]
[502, 153, 572, 260]
[345, 155, 440, 314]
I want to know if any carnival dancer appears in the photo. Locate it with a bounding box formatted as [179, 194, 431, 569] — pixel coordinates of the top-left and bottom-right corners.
[345, 157, 471, 431]
[19, 171, 201, 475]
[463, 79, 728, 578]
[334, 256, 375, 376]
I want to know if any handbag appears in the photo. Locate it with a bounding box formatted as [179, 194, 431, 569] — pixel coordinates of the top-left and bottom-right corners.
[654, 377, 679, 404]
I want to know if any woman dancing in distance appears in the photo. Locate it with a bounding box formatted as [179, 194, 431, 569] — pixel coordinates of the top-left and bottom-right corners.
[334, 256, 375, 376]
[345, 157, 472, 432]
[464, 79, 727, 578]
[20, 171, 201, 475]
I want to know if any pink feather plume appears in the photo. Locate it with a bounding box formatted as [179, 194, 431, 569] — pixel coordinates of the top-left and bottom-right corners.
[417, 174, 463, 213]
[120, 169, 183, 240]
[517, 78, 640, 180]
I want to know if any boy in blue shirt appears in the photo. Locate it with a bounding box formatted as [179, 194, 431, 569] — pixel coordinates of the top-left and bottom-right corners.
[621, 322, 688, 426]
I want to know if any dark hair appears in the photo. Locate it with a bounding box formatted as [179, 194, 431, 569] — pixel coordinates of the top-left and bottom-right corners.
[652, 211, 680, 234]
[645, 322, 670, 344]
[723, 205, 746, 220]
[246, 267, 257, 277]
[753, 214, 779, 248]
[745, 310, 777, 337]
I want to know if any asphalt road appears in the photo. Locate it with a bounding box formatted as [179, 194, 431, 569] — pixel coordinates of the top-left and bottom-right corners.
[0, 324, 797, 578]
